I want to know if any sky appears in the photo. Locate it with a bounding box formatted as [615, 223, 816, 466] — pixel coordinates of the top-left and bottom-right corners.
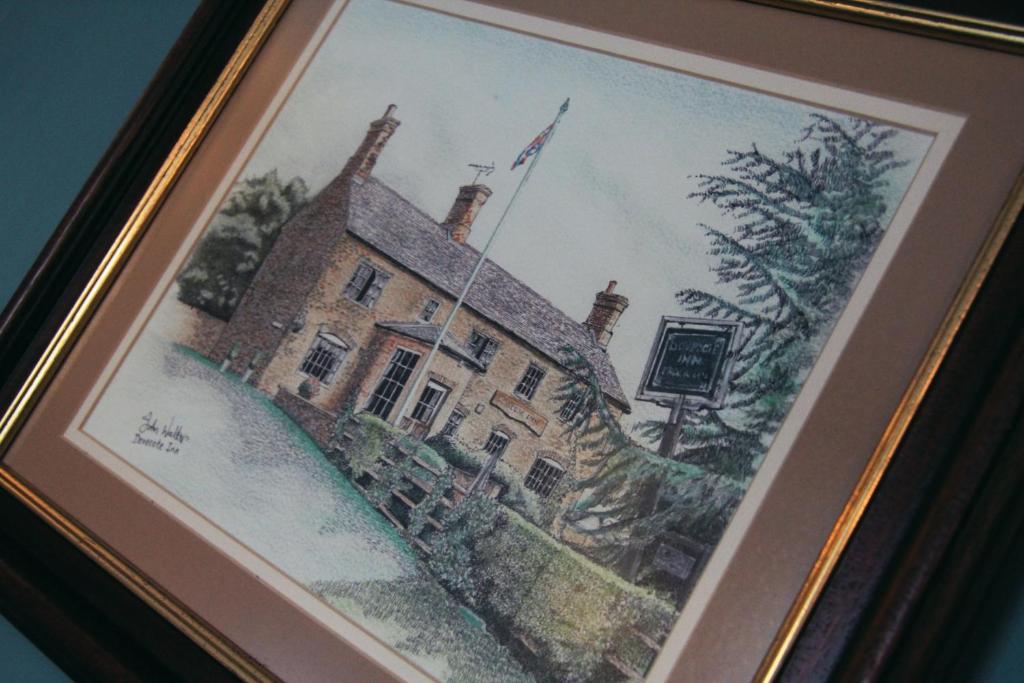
[231, 0, 934, 429]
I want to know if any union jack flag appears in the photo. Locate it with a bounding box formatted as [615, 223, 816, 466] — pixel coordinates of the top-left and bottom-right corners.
[510, 123, 554, 170]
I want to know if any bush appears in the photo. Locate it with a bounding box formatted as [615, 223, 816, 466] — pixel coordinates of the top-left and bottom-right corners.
[407, 468, 454, 537]
[297, 376, 320, 399]
[399, 433, 450, 474]
[345, 413, 391, 477]
[424, 435, 484, 474]
[428, 495, 500, 603]
[423, 436, 569, 530]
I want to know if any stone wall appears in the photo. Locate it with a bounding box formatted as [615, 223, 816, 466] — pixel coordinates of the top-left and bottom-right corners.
[257, 235, 460, 413]
[168, 299, 227, 359]
[273, 387, 340, 449]
[254, 229, 625, 511]
[212, 170, 355, 381]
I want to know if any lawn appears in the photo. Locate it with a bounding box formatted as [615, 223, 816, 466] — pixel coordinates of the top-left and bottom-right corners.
[85, 332, 530, 682]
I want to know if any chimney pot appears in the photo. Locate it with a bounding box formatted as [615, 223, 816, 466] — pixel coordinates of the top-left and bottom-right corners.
[343, 105, 401, 181]
[584, 282, 629, 349]
[443, 184, 492, 243]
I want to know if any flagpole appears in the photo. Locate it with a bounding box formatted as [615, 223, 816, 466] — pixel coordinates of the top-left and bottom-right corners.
[393, 99, 570, 428]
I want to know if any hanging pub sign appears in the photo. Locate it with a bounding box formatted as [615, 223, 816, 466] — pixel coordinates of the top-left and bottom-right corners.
[636, 316, 743, 409]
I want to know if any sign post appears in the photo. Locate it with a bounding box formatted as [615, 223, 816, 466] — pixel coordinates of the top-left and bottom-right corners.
[636, 316, 743, 413]
[658, 397, 688, 459]
[622, 316, 743, 580]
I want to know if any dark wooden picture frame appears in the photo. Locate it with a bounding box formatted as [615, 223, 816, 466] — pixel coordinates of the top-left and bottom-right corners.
[0, 3, 266, 680]
[0, 1, 1022, 681]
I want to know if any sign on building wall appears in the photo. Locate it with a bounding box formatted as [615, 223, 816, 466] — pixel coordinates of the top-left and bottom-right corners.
[636, 316, 743, 409]
[490, 390, 548, 436]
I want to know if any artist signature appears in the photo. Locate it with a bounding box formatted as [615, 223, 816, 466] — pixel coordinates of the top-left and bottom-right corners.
[132, 411, 190, 454]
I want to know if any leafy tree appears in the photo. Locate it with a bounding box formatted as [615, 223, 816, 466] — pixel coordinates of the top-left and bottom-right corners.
[640, 113, 908, 480]
[177, 169, 308, 319]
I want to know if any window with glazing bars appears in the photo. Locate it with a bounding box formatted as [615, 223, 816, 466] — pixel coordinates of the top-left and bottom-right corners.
[514, 363, 545, 400]
[524, 457, 565, 497]
[365, 348, 420, 420]
[467, 329, 498, 367]
[299, 335, 346, 383]
[419, 299, 440, 323]
[411, 381, 447, 424]
[558, 391, 584, 422]
[483, 431, 510, 458]
[439, 410, 465, 438]
[343, 261, 389, 308]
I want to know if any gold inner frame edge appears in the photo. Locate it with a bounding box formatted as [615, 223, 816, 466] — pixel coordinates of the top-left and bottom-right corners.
[751, 0, 1024, 54]
[754, 169, 1024, 682]
[0, 1, 1021, 681]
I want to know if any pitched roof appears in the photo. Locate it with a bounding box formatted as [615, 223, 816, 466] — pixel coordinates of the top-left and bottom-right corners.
[346, 177, 630, 411]
[375, 321, 487, 371]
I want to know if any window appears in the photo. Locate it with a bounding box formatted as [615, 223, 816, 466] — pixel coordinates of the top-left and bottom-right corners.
[439, 410, 465, 438]
[344, 261, 390, 308]
[419, 299, 440, 323]
[558, 391, 585, 422]
[514, 363, 546, 400]
[410, 381, 448, 425]
[467, 329, 499, 367]
[365, 348, 420, 420]
[299, 333, 347, 384]
[483, 430, 510, 458]
[524, 457, 565, 497]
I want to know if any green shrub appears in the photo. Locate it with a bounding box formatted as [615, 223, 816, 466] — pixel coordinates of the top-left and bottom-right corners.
[425, 435, 484, 474]
[366, 456, 418, 506]
[407, 468, 454, 537]
[297, 376, 320, 399]
[423, 436, 569, 530]
[399, 433, 450, 473]
[344, 414, 391, 477]
[428, 495, 499, 603]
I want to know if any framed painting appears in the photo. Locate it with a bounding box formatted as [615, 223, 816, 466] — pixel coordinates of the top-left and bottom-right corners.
[1, 1, 1022, 681]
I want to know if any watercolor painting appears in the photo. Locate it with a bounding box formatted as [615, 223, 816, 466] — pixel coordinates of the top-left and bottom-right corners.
[80, 0, 935, 680]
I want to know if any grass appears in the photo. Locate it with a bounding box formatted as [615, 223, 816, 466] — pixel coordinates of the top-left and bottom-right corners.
[172, 343, 416, 554]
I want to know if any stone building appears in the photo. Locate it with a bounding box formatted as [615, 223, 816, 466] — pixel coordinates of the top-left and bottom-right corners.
[211, 105, 630, 507]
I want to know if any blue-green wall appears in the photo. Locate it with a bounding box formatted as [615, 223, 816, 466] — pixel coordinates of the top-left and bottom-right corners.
[0, 2, 197, 679]
[0, 2, 1021, 681]
[0, 0, 199, 305]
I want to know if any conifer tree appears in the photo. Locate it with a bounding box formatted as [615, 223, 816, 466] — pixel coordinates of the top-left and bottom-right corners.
[556, 348, 740, 575]
[177, 170, 308, 320]
[641, 113, 908, 480]
[563, 114, 908, 579]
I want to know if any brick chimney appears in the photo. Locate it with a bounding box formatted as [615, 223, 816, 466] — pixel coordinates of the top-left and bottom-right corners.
[584, 281, 629, 348]
[343, 104, 400, 181]
[442, 184, 492, 243]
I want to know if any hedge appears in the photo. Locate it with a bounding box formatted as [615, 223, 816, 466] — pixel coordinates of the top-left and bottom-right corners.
[473, 509, 675, 681]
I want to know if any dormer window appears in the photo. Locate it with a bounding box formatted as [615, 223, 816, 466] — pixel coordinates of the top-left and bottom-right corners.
[514, 363, 545, 401]
[419, 299, 440, 323]
[467, 329, 498, 367]
[344, 261, 389, 308]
